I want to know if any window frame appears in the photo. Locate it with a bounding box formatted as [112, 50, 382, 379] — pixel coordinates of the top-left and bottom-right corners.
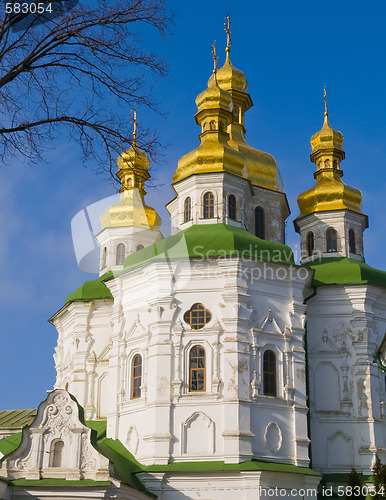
[326, 227, 338, 253]
[228, 194, 237, 220]
[306, 231, 315, 257]
[131, 354, 142, 400]
[189, 345, 206, 392]
[183, 303, 212, 330]
[184, 196, 192, 223]
[116, 242, 126, 265]
[203, 192, 215, 219]
[102, 247, 107, 269]
[348, 228, 356, 254]
[262, 349, 277, 397]
[255, 206, 265, 239]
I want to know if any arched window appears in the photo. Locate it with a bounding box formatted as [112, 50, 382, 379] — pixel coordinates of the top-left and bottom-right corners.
[131, 354, 142, 399]
[306, 231, 314, 257]
[136, 244, 144, 251]
[51, 440, 64, 467]
[349, 229, 356, 254]
[116, 243, 126, 265]
[203, 192, 215, 219]
[228, 194, 237, 220]
[326, 228, 337, 252]
[263, 350, 276, 396]
[102, 247, 107, 269]
[255, 206, 265, 239]
[209, 120, 216, 130]
[184, 197, 192, 222]
[189, 346, 206, 392]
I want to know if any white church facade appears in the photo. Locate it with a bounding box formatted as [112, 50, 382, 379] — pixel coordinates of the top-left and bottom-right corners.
[1, 28, 386, 500]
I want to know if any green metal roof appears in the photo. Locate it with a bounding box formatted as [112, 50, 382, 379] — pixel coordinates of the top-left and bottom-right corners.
[63, 224, 295, 307]
[121, 223, 295, 272]
[0, 416, 319, 491]
[143, 460, 320, 476]
[0, 410, 36, 430]
[305, 257, 386, 289]
[0, 433, 22, 456]
[64, 272, 113, 305]
[0, 418, 153, 496]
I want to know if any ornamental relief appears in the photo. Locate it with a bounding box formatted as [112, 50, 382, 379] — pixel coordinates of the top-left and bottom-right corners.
[4, 389, 109, 480]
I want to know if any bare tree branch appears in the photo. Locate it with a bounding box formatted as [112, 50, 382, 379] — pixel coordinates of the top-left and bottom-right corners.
[0, 0, 172, 180]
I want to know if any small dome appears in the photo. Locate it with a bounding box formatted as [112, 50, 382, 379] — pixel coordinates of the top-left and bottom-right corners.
[208, 54, 248, 94]
[310, 114, 344, 160]
[195, 75, 232, 114]
[117, 145, 150, 172]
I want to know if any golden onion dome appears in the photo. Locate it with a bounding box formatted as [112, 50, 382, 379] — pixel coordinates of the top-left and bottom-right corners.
[297, 170, 363, 217]
[297, 95, 362, 217]
[173, 69, 245, 184]
[195, 73, 233, 114]
[207, 52, 248, 94]
[310, 113, 344, 162]
[226, 121, 280, 191]
[117, 144, 150, 172]
[101, 110, 161, 230]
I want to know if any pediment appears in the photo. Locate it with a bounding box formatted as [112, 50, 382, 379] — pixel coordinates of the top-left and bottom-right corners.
[0, 390, 109, 481]
[261, 310, 282, 335]
[311, 331, 340, 353]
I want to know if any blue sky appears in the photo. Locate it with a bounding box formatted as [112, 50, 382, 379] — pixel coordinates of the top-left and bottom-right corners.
[1, 0, 386, 409]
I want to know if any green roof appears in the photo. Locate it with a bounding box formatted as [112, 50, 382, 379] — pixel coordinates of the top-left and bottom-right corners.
[122, 223, 295, 271]
[0, 419, 153, 496]
[0, 417, 319, 493]
[64, 272, 113, 305]
[143, 460, 320, 476]
[305, 257, 386, 289]
[95, 437, 153, 495]
[0, 410, 36, 430]
[0, 433, 22, 456]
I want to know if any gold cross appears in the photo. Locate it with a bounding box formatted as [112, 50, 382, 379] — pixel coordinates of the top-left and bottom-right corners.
[324, 84, 328, 115]
[130, 107, 137, 145]
[212, 41, 219, 72]
[224, 13, 231, 52]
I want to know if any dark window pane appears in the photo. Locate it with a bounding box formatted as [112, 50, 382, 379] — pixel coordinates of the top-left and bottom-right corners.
[255, 207, 265, 239]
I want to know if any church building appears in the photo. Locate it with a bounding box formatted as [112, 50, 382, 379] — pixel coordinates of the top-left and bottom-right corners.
[1, 21, 386, 500]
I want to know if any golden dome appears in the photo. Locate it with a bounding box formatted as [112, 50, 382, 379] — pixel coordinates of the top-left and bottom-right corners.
[117, 144, 150, 172]
[173, 71, 245, 184]
[196, 72, 233, 113]
[211, 51, 280, 191]
[226, 120, 280, 191]
[310, 113, 344, 162]
[100, 189, 161, 230]
[297, 98, 362, 217]
[297, 170, 363, 217]
[207, 52, 248, 94]
[101, 112, 161, 230]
